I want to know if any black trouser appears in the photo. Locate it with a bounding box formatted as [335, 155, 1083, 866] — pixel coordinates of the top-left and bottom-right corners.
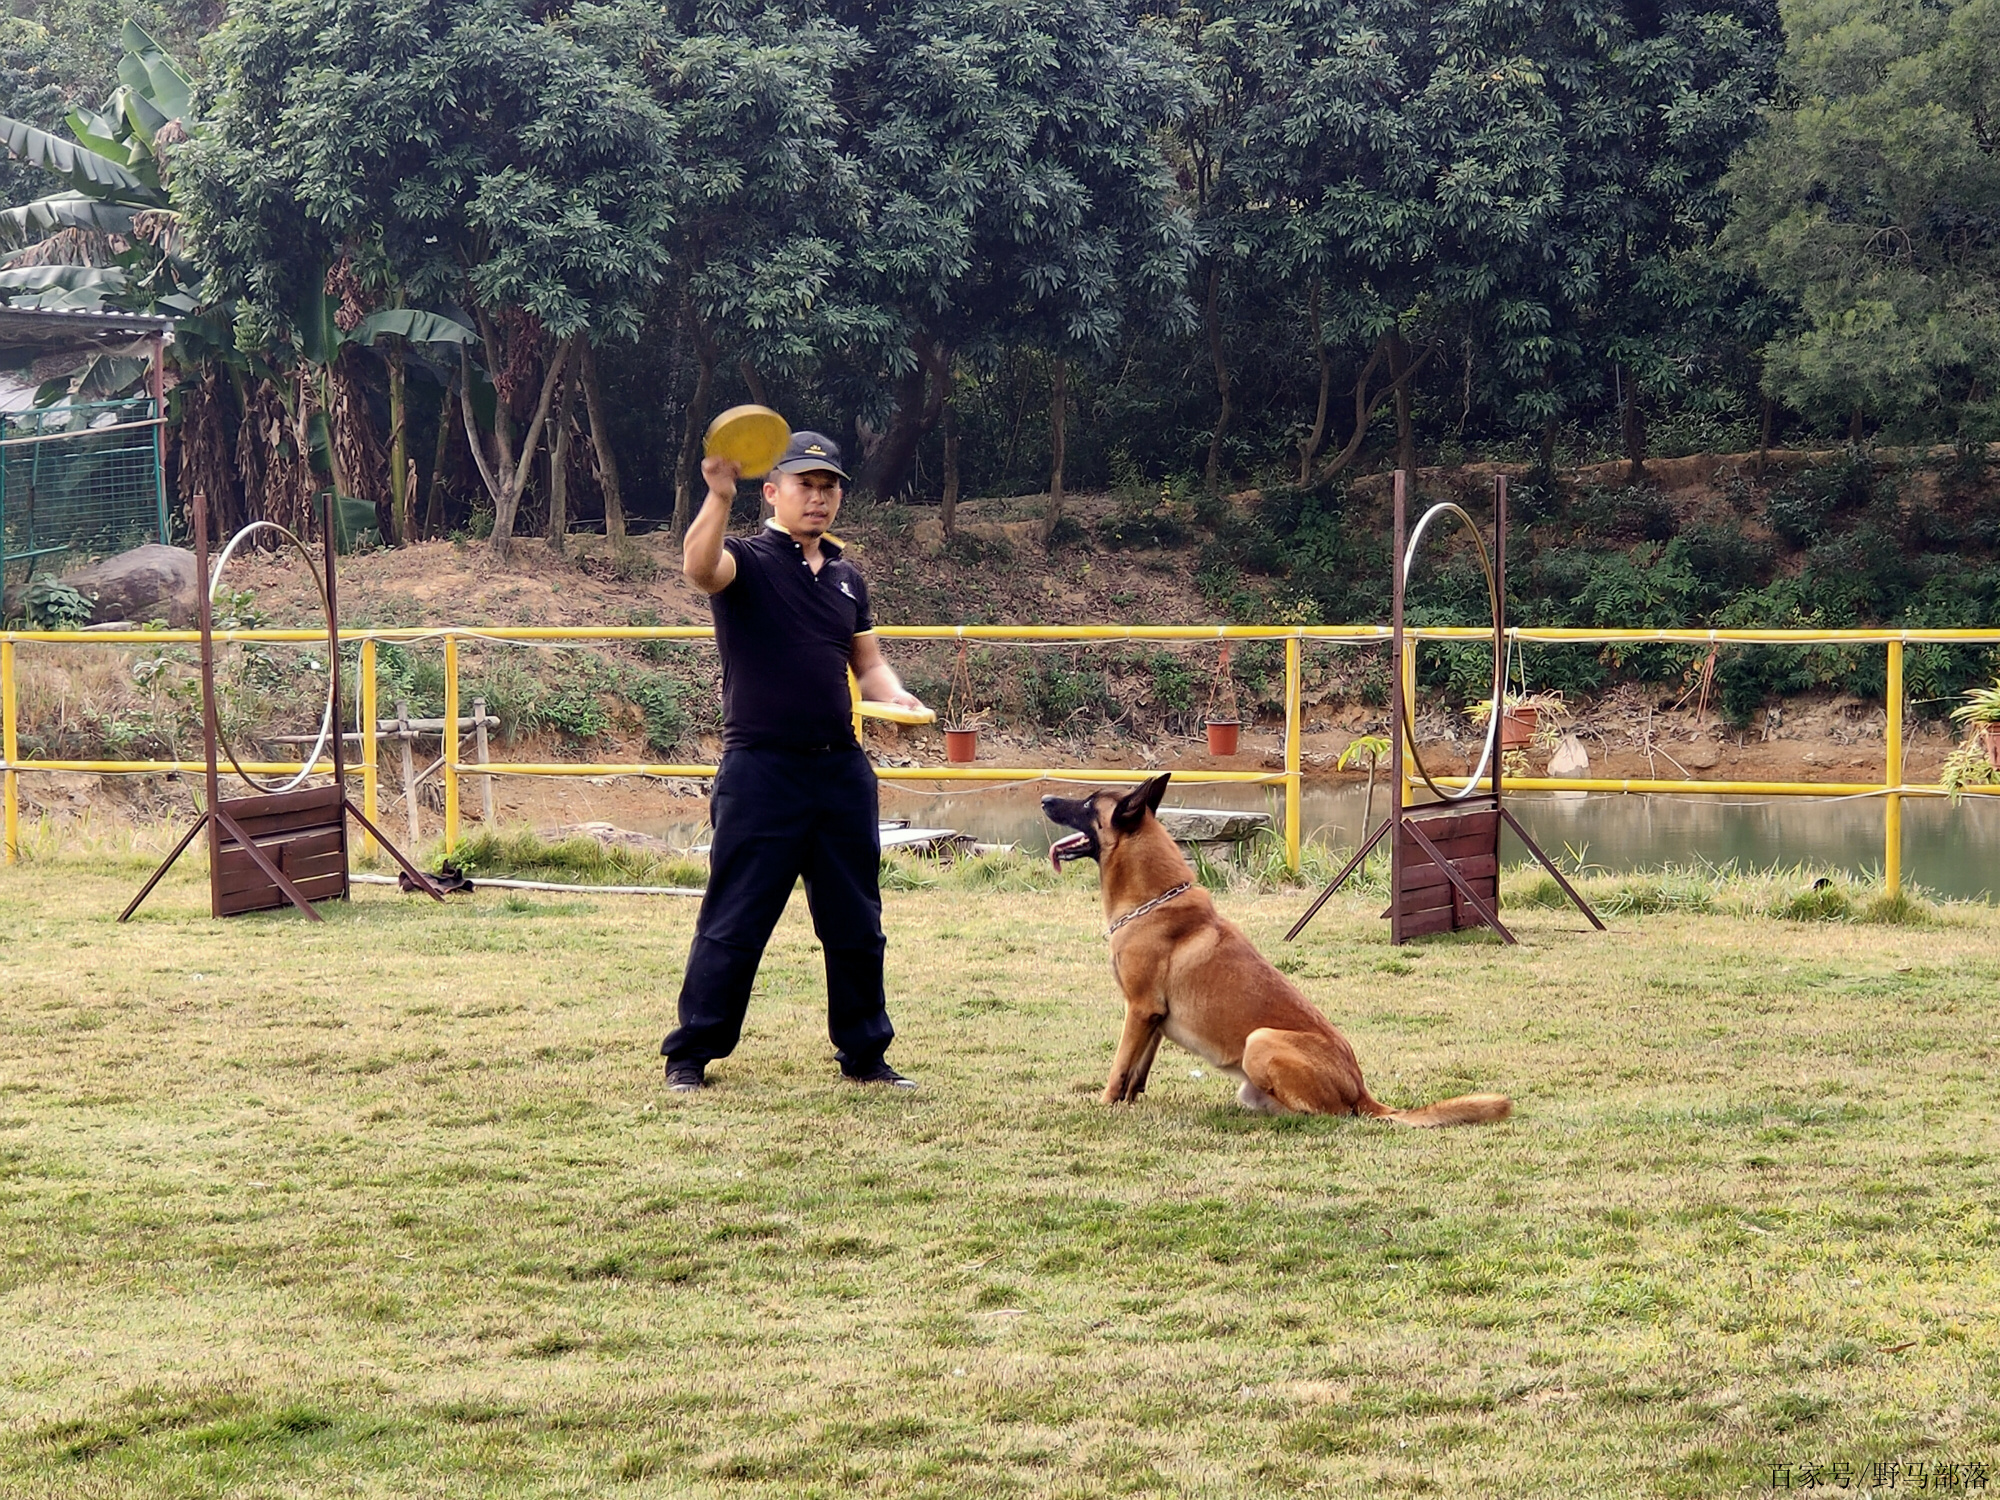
[662, 745, 894, 1072]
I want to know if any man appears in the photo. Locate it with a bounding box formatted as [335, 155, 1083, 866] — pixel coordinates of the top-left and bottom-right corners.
[662, 430, 928, 1093]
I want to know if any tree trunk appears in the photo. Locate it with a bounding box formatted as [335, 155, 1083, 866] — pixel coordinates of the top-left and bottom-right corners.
[673, 305, 718, 539]
[738, 357, 768, 407]
[1298, 280, 1331, 484]
[1756, 393, 1775, 479]
[576, 342, 625, 545]
[1308, 334, 1439, 485]
[1046, 356, 1068, 542]
[1539, 416, 1559, 476]
[547, 356, 577, 554]
[464, 331, 572, 560]
[387, 342, 409, 545]
[855, 348, 943, 501]
[1203, 261, 1232, 493]
[1389, 332, 1417, 475]
[1620, 363, 1647, 482]
[941, 370, 961, 540]
[423, 380, 454, 540]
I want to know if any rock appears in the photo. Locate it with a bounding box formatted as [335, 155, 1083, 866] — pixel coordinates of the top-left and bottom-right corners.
[1156, 807, 1273, 844]
[1681, 737, 1720, 770]
[2, 544, 198, 626]
[1548, 732, 1590, 799]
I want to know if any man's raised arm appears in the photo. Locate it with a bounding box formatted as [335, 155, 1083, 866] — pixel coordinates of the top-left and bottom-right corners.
[682, 455, 741, 595]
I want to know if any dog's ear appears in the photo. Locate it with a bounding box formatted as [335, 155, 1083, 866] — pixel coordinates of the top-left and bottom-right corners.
[1111, 772, 1171, 832]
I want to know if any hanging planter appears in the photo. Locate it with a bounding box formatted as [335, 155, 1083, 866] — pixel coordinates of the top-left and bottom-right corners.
[1984, 723, 2000, 771]
[1499, 705, 1539, 750]
[941, 640, 981, 764]
[1203, 640, 1242, 756]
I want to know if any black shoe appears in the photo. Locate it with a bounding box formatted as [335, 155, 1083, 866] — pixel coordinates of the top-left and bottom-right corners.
[844, 1061, 917, 1089]
[665, 1061, 707, 1093]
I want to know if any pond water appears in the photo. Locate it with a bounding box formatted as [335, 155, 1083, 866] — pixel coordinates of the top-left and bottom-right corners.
[629, 778, 2000, 902]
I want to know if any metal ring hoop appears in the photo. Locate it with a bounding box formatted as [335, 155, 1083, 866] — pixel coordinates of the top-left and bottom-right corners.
[208, 520, 336, 794]
[1399, 502, 1504, 801]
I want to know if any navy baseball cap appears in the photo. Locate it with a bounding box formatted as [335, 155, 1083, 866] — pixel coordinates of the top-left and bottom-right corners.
[774, 430, 850, 480]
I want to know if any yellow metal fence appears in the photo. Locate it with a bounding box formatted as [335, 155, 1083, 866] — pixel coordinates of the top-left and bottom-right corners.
[6, 623, 2000, 890]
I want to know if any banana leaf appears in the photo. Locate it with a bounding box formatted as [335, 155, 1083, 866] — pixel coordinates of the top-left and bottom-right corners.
[0, 193, 139, 246]
[0, 116, 145, 197]
[352, 308, 477, 346]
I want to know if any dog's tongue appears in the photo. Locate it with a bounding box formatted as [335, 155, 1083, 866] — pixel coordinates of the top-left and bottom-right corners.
[1049, 832, 1087, 869]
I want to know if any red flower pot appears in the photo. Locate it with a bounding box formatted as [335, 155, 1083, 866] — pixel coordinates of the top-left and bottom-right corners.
[1500, 707, 1539, 750]
[1205, 720, 1242, 756]
[945, 728, 979, 764]
[1983, 724, 2000, 771]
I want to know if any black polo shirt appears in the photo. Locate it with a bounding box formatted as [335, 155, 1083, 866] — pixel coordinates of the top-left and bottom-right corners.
[713, 520, 873, 751]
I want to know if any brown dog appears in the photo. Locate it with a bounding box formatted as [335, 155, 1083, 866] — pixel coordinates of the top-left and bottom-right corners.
[1042, 774, 1510, 1125]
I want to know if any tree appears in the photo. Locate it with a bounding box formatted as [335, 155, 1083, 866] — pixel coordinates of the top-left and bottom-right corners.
[1726, 0, 2000, 441]
[828, 0, 1195, 504]
[578, 0, 874, 538]
[178, 0, 675, 554]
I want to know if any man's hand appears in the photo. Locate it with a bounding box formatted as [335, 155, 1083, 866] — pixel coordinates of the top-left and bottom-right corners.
[852, 632, 923, 712]
[701, 454, 742, 497]
[683, 456, 743, 594]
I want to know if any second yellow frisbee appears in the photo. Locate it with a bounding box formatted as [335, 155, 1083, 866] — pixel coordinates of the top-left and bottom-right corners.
[704, 404, 790, 478]
[859, 702, 937, 725]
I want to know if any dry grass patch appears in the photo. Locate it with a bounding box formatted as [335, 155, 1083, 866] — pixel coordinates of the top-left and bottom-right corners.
[1, 854, 1997, 1497]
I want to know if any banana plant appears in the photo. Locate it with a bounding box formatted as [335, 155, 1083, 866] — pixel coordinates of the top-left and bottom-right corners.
[0, 20, 196, 313]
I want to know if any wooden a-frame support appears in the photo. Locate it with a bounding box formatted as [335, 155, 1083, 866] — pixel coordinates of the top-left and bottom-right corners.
[121, 491, 442, 921]
[1286, 471, 1602, 945]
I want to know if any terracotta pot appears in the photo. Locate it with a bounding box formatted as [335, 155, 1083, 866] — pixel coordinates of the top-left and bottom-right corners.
[944, 727, 979, 764]
[1500, 707, 1539, 751]
[1983, 724, 2000, 771]
[1204, 720, 1242, 756]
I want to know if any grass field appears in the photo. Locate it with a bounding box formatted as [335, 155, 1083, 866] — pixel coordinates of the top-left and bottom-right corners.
[1, 850, 1997, 1498]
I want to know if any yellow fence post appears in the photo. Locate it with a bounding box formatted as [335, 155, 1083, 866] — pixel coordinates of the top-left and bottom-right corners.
[359, 637, 377, 858]
[1401, 637, 1418, 775]
[849, 667, 863, 746]
[1885, 639, 1904, 894]
[443, 634, 459, 852]
[1284, 634, 1301, 871]
[3, 639, 17, 866]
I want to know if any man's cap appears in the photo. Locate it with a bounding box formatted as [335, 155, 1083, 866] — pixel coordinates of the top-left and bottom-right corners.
[774, 430, 850, 480]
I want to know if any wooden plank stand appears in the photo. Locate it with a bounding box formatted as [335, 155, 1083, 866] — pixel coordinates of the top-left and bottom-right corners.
[120, 492, 442, 922]
[1287, 471, 1602, 945]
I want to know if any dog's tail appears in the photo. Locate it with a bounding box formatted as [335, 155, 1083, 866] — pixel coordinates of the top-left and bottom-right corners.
[1359, 1091, 1511, 1128]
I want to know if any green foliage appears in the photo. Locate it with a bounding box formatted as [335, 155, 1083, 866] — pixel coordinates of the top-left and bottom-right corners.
[1726, 0, 2000, 438]
[1025, 657, 1114, 731]
[446, 829, 706, 889]
[23, 576, 92, 628]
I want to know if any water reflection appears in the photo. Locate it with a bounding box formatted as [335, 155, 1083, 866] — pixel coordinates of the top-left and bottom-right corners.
[633, 777, 2000, 902]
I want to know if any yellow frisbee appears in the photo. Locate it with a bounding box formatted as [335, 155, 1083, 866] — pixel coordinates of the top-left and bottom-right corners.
[859, 702, 937, 725]
[704, 404, 790, 479]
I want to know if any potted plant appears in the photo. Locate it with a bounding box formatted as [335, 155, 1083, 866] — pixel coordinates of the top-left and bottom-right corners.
[1203, 641, 1242, 755]
[942, 641, 980, 763]
[1942, 678, 2000, 799]
[1472, 690, 1568, 752]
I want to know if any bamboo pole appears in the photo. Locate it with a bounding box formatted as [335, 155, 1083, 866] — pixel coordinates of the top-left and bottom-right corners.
[1284, 634, 1301, 871]
[1886, 640, 1904, 894]
[360, 638, 377, 858]
[3, 639, 17, 865]
[443, 635, 460, 851]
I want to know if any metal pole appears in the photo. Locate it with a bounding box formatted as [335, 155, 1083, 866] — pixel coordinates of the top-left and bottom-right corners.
[1886, 639, 1904, 894]
[443, 634, 460, 851]
[194, 490, 223, 916]
[1390, 470, 1407, 944]
[3, 639, 17, 865]
[150, 334, 169, 545]
[1284, 633, 1301, 872]
[360, 638, 377, 857]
